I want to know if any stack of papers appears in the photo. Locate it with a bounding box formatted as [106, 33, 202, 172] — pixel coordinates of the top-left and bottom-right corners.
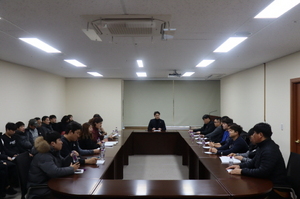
[104, 141, 118, 147]
[219, 156, 241, 164]
[97, 160, 105, 165]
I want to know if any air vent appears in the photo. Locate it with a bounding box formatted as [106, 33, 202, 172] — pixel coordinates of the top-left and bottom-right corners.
[82, 15, 173, 42]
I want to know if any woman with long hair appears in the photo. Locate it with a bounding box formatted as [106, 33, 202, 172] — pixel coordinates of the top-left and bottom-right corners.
[78, 122, 101, 149]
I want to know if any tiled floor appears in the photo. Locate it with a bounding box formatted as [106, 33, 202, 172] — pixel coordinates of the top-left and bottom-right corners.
[123, 155, 188, 180]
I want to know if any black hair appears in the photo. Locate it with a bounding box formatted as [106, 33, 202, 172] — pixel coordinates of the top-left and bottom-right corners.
[228, 124, 243, 135]
[44, 131, 61, 144]
[93, 114, 101, 118]
[42, 116, 49, 121]
[16, 121, 25, 129]
[214, 117, 221, 121]
[61, 115, 70, 123]
[92, 117, 103, 128]
[5, 122, 17, 131]
[34, 117, 40, 121]
[248, 128, 255, 136]
[68, 114, 73, 118]
[154, 111, 160, 115]
[65, 122, 81, 134]
[221, 117, 233, 124]
[253, 123, 273, 138]
[202, 114, 210, 120]
[49, 115, 56, 120]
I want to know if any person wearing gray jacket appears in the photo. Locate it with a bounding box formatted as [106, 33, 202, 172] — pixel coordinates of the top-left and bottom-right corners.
[27, 132, 80, 199]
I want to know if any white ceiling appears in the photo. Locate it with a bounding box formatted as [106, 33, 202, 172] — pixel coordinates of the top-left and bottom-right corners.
[1, 0, 300, 80]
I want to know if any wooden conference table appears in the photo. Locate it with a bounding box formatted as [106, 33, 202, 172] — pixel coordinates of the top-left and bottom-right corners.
[48, 130, 272, 198]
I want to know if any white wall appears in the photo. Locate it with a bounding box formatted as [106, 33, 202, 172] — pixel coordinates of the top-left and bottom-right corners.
[221, 51, 300, 163]
[0, 60, 66, 133]
[65, 78, 123, 134]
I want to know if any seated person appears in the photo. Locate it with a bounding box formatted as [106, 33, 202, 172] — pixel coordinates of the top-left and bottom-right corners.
[228, 128, 257, 163]
[25, 119, 43, 147]
[209, 117, 233, 148]
[1, 123, 20, 157]
[57, 115, 70, 134]
[39, 116, 53, 136]
[60, 122, 99, 165]
[0, 139, 18, 197]
[27, 132, 80, 198]
[147, 111, 166, 131]
[49, 115, 59, 132]
[191, 114, 215, 135]
[15, 121, 33, 153]
[205, 117, 224, 142]
[91, 117, 107, 142]
[209, 124, 248, 156]
[34, 117, 42, 128]
[78, 122, 101, 150]
[227, 123, 289, 199]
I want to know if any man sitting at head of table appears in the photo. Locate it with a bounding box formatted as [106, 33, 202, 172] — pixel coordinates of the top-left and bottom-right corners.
[147, 111, 166, 131]
[190, 114, 215, 135]
[209, 123, 248, 156]
[227, 122, 290, 199]
[60, 122, 99, 165]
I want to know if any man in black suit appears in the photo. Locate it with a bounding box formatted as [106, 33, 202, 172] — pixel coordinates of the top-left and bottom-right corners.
[147, 111, 166, 131]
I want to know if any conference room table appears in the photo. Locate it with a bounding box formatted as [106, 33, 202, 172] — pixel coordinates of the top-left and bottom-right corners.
[48, 130, 273, 198]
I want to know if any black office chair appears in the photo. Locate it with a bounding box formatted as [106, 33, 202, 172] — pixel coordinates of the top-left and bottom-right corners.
[14, 151, 46, 199]
[273, 152, 300, 199]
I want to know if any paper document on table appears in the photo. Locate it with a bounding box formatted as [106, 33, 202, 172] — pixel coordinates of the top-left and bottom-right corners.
[97, 160, 105, 165]
[219, 156, 241, 164]
[104, 141, 117, 147]
[74, 169, 84, 174]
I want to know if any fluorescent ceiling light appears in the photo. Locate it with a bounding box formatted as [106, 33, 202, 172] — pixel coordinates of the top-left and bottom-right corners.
[137, 60, 144, 67]
[213, 37, 247, 53]
[196, 60, 215, 67]
[254, 0, 300, 18]
[87, 72, 103, 77]
[136, 72, 147, 77]
[64, 59, 86, 67]
[182, 72, 195, 77]
[19, 38, 61, 53]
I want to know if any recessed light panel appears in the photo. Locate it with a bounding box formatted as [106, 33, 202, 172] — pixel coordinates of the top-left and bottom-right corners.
[182, 72, 195, 77]
[64, 59, 86, 67]
[137, 60, 144, 67]
[19, 38, 61, 53]
[196, 60, 215, 67]
[136, 72, 147, 77]
[87, 72, 103, 77]
[255, 0, 300, 18]
[213, 37, 247, 53]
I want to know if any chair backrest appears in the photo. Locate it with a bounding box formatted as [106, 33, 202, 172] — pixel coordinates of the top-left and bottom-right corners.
[287, 152, 300, 198]
[14, 151, 32, 199]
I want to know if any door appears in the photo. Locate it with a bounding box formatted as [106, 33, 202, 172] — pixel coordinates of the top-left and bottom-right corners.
[290, 78, 300, 153]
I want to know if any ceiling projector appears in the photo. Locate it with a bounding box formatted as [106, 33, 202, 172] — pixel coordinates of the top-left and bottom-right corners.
[168, 70, 181, 78]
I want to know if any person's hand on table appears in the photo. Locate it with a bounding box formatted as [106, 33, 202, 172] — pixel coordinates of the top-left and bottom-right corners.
[158, 128, 162, 131]
[226, 165, 240, 170]
[70, 162, 80, 170]
[93, 149, 100, 154]
[209, 148, 217, 153]
[152, 128, 155, 131]
[7, 157, 13, 161]
[229, 168, 242, 175]
[85, 157, 98, 165]
[233, 156, 243, 160]
[208, 142, 215, 147]
[228, 153, 236, 157]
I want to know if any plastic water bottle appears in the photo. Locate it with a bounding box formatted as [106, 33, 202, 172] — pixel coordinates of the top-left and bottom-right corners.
[202, 137, 205, 145]
[115, 127, 118, 134]
[229, 156, 233, 166]
[71, 151, 78, 163]
[100, 148, 105, 160]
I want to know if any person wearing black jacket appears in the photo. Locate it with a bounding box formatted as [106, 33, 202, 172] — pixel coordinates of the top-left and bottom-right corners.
[1, 123, 20, 157]
[227, 123, 289, 199]
[39, 116, 53, 137]
[60, 122, 99, 165]
[192, 114, 216, 135]
[15, 121, 32, 153]
[147, 111, 166, 131]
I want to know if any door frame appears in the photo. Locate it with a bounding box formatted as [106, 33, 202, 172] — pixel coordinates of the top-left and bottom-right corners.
[290, 78, 300, 153]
